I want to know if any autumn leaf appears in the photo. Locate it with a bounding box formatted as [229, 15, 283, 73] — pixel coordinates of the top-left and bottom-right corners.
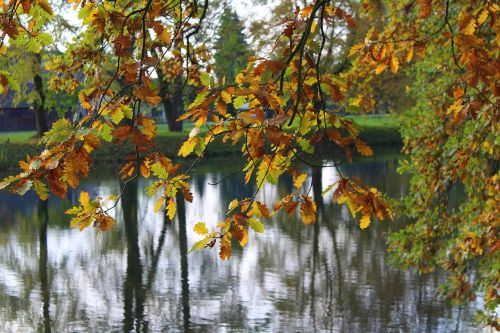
[219, 233, 232, 260]
[293, 173, 307, 189]
[375, 63, 387, 75]
[140, 159, 151, 178]
[406, 46, 414, 63]
[146, 96, 162, 105]
[355, 140, 373, 157]
[228, 199, 239, 212]
[389, 54, 399, 73]
[300, 195, 316, 224]
[463, 17, 476, 35]
[154, 196, 165, 213]
[220, 91, 232, 104]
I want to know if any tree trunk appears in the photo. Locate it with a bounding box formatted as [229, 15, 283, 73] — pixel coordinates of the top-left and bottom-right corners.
[33, 53, 48, 137]
[170, 75, 184, 132]
[156, 69, 184, 132]
[159, 75, 184, 132]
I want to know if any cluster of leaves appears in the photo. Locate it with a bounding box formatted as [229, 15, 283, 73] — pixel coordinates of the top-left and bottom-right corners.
[345, 0, 499, 327]
[181, 3, 393, 256]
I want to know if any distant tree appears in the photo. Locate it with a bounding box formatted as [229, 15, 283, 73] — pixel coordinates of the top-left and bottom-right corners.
[0, 1, 78, 136]
[213, 6, 251, 84]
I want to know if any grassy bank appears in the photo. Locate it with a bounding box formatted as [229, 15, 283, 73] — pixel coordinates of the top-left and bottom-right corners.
[0, 115, 401, 171]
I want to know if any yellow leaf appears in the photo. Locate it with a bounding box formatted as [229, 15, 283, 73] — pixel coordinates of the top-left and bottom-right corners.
[194, 222, 209, 235]
[359, 214, 371, 229]
[221, 91, 232, 104]
[166, 197, 176, 220]
[160, 29, 171, 44]
[293, 173, 307, 189]
[406, 46, 414, 63]
[351, 95, 363, 107]
[375, 63, 387, 75]
[141, 117, 156, 139]
[154, 196, 165, 213]
[310, 20, 317, 33]
[178, 137, 199, 157]
[349, 42, 364, 56]
[228, 199, 239, 211]
[446, 99, 463, 114]
[79, 191, 90, 208]
[463, 18, 476, 35]
[477, 9, 488, 25]
[239, 228, 248, 247]
[389, 54, 399, 73]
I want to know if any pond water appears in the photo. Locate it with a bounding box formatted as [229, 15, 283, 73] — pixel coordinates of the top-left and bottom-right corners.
[0, 154, 481, 332]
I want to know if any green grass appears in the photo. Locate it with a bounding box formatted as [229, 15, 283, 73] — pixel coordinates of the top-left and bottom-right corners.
[0, 131, 38, 143]
[0, 115, 401, 170]
[348, 114, 401, 146]
[348, 114, 399, 128]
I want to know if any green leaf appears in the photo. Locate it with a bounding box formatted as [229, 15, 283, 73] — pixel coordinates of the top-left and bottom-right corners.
[33, 180, 49, 201]
[233, 96, 246, 109]
[189, 91, 209, 109]
[78, 5, 92, 20]
[249, 218, 264, 233]
[190, 236, 211, 252]
[42, 119, 74, 145]
[297, 137, 314, 153]
[200, 72, 211, 86]
[151, 162, 168, 179]
[37, 33, 53, 46]
[101, 123, 113, 142]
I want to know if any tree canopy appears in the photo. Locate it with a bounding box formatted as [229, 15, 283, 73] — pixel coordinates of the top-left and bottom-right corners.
[0, 0, 498, 327]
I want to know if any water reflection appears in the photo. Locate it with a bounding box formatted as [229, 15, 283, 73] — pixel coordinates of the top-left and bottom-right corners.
[0, 156, 481, 332]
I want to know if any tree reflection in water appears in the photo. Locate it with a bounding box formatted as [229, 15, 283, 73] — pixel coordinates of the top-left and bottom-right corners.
[0, 156, 481, 332]
[38, 200, 51, 333]
[122, 179, 147, 332]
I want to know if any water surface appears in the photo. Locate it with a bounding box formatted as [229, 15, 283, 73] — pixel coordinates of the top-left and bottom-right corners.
[0, 156, 480, 332]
